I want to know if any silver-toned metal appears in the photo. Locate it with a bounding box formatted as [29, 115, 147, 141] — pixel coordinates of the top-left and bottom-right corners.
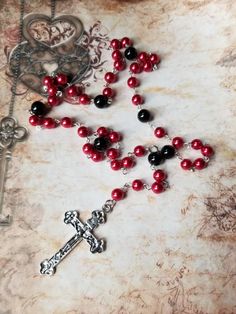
[102, 199, 116, 213]
[9, 11, 91, 96]
[175, 151, 183, 161]
[54, 119, 60, 125]
[203, 156, 210, 163]
[143, 183, 151, 191]
[150, 164, 158, 171]
[8, 0, 25, 117]
[162, 180, 170, 189]
[147, 122, 156, 130]
[56, 91, 63, 97]
[122, 168, 128, 175]
[165, 134, 172, 141]
[36, 126, 43, 131]
[40, 234, 83, 276]
[0, 117, 28, 225]
[148, 145, 159, 153]
[152, 64, 159, 71]
[123, 182, 131, 191]
[184, 142, 191, 149]
[51, 0, 56, 19]
[0, 117, 27, 149]
[42, 85, 48, 93]
[73, 121, 82, 127]
[0, 0, 28, 226]
[128, 152, 134, 157]
[115, 142, 121, 150]
[40, 199, 116, 275]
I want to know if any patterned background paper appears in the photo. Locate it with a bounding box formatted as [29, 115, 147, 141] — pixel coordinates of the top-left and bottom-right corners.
[0, 0, 235, 313]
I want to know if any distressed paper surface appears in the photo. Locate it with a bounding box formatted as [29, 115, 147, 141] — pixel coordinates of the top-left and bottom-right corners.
[0, 0, 236, 313]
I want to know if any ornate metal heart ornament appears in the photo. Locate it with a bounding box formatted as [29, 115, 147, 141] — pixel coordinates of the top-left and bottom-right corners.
[9, 14, 90, 96]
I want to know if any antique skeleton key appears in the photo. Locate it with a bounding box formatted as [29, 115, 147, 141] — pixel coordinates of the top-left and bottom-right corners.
[0, 116, 27, 225]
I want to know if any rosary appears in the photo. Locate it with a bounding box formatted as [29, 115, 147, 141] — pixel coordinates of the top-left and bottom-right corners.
[2, 0, 214, 275]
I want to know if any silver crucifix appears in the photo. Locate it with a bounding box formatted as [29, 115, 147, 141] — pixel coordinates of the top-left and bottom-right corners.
[40, 209, 108, 275]
[0, 116, 27, 225]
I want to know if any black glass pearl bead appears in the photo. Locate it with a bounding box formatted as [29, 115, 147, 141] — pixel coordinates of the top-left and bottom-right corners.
[94, 136, 110, 152]
[161, 145, 176, 159]
[94, 95, 109, 109]
[124, 46, 138, 60]
[31, 101, 48, 116]
[137, 109, 152, 123]
[148, 152, 163, 166]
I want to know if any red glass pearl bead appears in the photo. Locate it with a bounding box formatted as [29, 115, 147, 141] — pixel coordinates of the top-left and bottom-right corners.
[43, 76, 54, 87]
[150, 53, 161, 65]
[111, 188, 125, 201]
[154, 127, 166, 138]
[91, 151, 104, 162]
[138, 52, 149, 63]
[201, 145, 214, 157]
[114, 60, 126, 71]
[47, 85, 58, 96]
[110, 39, 121, 50]
[82, 143, 93, 155]
[193, 158, 206, 170]
[151, 182, 165, 194]
[107, 148, 120, 160]
[104, 72, 117, 84]
[77, 126, 90, 137]
[61, 117, 73, 128]
[122, 157, 134, 169]
[112, 49, 122, 60]
[121, 37, 132, 48]
[143, 61, 153, 72]
[127, 77, 139, 88]
[66, 85, 80, 98]
[132, 94, 143, 106]
[172, 137, 184, 149]
[79, 94, 90, 105]
[48, 95, 60, 106]
[153, 169, 166, 182]
[43, 117, 56, 129]
[191, 139, 203, 150]
[132, 179, 144, 191]
[55, 73, 68, 85]
[110, 159, 122, 171]
[155, 127, 166, 138]
[130, 62, 142, 74]
[97, 126, 109, 137]
[103, 87, 114, 98]
[134, 145, 146, 157]
[109, 131, 121, 143]
[180, 159, 193, 170]
[29, 115, 43, 126]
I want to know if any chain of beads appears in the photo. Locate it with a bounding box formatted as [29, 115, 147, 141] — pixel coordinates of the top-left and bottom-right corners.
[109, 37, 161, 123]
[148, 125, 214, 171]
[28, 36, 161, 128]
[28, 36, 214, 178]
[111, 170, 169, 201]
[79, 126, 122, 163]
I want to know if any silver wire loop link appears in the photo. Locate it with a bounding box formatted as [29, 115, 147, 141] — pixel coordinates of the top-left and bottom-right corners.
[102, 199, 116, 213]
